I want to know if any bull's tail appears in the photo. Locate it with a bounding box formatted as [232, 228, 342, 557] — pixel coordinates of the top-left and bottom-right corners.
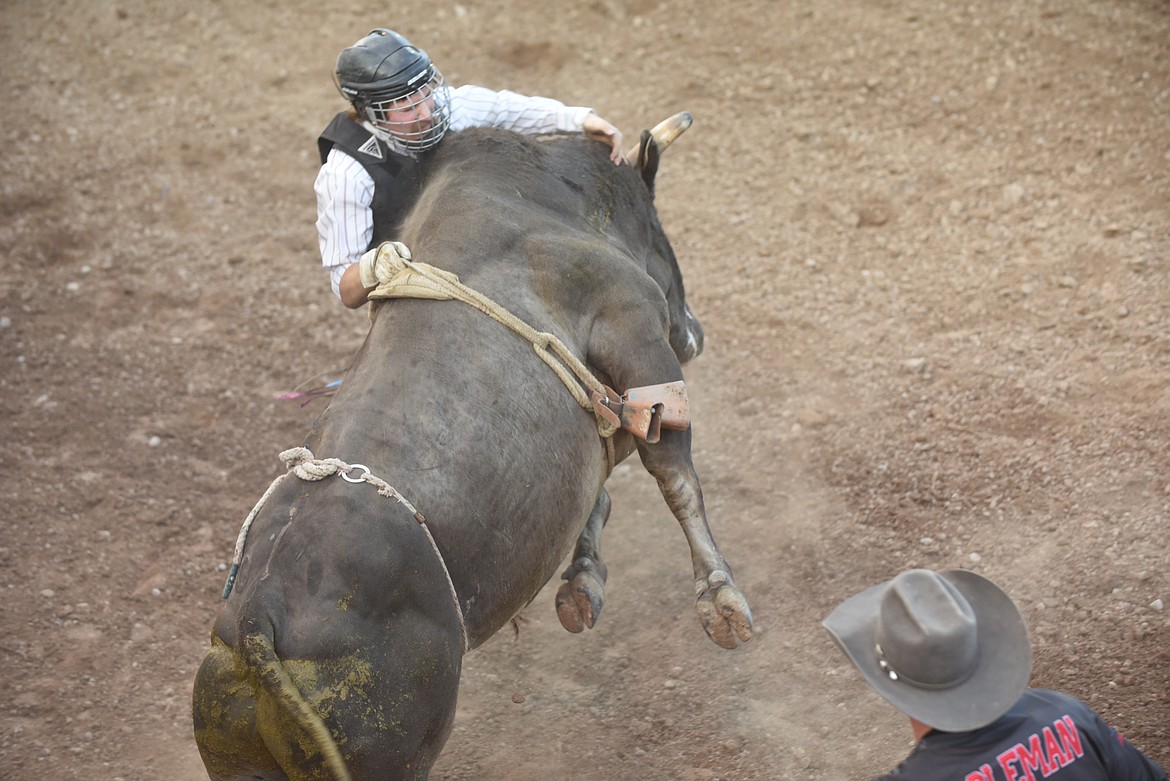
[241, 633, 353, 781]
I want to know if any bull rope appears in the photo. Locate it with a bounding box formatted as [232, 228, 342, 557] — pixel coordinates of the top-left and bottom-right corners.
[222, 447, 468, 654]
[366, 244, 618, 471]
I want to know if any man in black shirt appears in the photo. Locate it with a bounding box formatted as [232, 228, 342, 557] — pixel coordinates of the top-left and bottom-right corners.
[823, 568, 1166, 780]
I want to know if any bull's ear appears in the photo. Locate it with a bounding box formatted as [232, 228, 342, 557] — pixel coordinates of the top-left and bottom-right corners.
[637, 130, 661, 194]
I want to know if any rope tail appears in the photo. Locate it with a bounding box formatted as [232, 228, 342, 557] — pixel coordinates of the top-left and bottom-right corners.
[242, 633, 354, 781]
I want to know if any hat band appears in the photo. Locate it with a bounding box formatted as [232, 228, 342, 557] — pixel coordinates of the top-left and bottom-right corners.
[875, 643, 978, 690]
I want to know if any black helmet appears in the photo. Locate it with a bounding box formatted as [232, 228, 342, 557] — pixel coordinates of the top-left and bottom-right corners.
[334, 28, 451, 150]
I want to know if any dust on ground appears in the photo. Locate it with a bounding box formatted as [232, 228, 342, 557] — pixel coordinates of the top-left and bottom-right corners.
[1, 0, 1167, 778]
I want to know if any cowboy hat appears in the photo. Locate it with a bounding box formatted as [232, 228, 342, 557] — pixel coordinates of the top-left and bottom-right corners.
[822, 568, 1031, 732]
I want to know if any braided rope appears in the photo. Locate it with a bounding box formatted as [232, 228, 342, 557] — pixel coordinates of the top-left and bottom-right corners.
[282, 447, 425, 520]
[370, 254, 619, 470]
[222, 448, 468, 653]
[379, 258, 604, 405]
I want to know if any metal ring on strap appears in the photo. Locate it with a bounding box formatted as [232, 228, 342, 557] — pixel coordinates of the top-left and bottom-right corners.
[341, 464, 371, 483]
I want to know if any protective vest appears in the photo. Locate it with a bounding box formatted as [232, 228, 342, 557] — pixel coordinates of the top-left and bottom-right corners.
[317, 112, 432, 247]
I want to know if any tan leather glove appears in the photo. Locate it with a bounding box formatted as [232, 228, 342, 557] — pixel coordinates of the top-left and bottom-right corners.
[358, 241, 413, 289]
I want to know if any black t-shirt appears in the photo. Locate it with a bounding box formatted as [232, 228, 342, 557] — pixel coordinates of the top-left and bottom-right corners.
[876, 689, 1166, 780]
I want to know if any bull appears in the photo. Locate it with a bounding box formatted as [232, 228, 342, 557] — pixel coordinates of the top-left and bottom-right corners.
[192, 112, 753, 780]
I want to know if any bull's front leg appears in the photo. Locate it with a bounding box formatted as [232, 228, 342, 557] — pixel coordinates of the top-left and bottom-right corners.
[640, 431, 753, 649]
[556, 489, 611, 632]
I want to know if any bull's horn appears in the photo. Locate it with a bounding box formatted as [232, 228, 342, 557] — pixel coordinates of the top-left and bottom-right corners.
[624, 111, 694, 163]
[650, 111, 693, 150]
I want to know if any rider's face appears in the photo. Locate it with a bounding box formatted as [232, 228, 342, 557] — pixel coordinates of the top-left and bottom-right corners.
[382, 85, 436, 138]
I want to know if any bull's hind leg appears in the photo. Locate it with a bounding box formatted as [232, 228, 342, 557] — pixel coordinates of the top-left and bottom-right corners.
[556, 488, 611, 632]
[638, 431, 754, 649]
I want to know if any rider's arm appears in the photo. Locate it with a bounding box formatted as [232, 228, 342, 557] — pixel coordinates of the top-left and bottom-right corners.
[450, 86, 623, 164]
[315, 148, 376, 305]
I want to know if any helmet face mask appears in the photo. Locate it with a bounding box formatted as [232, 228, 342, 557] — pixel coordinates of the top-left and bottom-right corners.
[334, 29, 452, 151]
[360, 74, 451, 151]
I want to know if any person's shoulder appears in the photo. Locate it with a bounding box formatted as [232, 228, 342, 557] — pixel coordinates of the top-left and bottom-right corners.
[867, 740, 940, 781]
[447, 85, 495, 117]
[449, 84, 497, 101]
[1021, 688, 1091, 713]
[1012, 688, 1113, 736]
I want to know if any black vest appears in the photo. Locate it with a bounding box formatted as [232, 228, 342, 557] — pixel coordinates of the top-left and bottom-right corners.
[317, 112, 431, 247]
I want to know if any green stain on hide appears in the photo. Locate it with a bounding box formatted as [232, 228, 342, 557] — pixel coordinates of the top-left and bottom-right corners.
[195, 634, 409, 780]
[193, 635, 281, 776]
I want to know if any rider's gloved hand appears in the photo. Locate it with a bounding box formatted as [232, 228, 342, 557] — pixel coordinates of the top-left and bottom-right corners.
[358, 241, 412, 289]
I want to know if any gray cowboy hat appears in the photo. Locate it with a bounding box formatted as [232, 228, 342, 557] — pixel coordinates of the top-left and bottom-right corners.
[822, 568, 1031, 732]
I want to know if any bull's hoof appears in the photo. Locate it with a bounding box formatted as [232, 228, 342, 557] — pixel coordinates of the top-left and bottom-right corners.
[555, 557, 607, 633]
[695, 570, 754, 649]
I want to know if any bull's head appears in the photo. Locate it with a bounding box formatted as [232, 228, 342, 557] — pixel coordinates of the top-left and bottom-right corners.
[630, 112, 704, 365]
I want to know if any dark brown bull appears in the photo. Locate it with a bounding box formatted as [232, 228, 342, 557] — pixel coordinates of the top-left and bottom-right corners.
[192, 113, 753, 780]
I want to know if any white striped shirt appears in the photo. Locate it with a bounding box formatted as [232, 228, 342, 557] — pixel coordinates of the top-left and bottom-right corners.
[314, 85, 593, 298]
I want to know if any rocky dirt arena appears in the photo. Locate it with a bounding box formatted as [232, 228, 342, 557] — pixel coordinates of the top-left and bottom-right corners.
[1, 0, 1168, 778]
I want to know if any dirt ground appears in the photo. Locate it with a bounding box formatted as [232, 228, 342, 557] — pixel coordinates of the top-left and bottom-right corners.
[2, 0, 1168, 778]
